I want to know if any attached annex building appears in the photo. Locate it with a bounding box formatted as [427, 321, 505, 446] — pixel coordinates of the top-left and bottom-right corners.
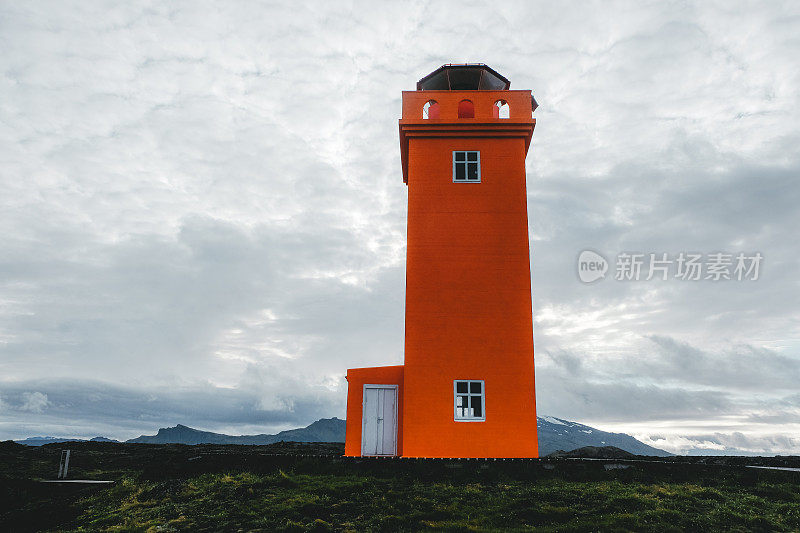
[345, 64, 539, 458]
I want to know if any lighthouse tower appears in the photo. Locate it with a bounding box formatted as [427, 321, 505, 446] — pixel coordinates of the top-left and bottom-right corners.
[345, 64, 539, 458]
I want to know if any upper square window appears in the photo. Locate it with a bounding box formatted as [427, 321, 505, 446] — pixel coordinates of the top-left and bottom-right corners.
[454, 380, 485, 421]
[453, 151, 480, 182]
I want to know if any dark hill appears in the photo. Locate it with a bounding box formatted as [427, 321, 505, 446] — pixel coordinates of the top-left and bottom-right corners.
[0, 440, 25, 451]
[546, 446, 637, 459]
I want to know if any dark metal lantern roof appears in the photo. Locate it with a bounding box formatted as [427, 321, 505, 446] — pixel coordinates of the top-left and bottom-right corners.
[417, 64, 510, 91]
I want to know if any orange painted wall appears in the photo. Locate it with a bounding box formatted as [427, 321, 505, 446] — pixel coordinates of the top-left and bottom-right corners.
[344, 365, 404, 457]
[400, 90, 538, 458]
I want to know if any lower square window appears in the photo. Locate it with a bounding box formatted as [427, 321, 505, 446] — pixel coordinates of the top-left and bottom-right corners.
[454, 379, 485, 421]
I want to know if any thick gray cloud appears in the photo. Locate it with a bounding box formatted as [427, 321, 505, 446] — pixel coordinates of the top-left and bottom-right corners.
[1, 1, 799, 453]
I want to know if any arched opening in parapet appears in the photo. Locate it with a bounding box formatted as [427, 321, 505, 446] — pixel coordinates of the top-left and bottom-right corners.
[422, 100, 440, 119]
[493, 100, 510, 119]
[457, 99, 475, 118]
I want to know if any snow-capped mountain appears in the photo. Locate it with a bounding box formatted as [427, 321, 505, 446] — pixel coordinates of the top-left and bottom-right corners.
[537, 416, 672, 456]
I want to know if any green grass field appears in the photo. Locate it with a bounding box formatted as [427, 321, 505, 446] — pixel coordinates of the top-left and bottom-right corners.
[2, 441, 799, 532]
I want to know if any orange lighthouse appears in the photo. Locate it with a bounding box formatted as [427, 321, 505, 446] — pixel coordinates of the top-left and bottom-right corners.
[345, 64, 539, 458]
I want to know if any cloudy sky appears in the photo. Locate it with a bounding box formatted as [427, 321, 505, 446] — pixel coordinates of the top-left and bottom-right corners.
[1, 1, 799, 455]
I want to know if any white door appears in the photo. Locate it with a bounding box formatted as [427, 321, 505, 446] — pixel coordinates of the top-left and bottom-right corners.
[361, 385, 397, 456]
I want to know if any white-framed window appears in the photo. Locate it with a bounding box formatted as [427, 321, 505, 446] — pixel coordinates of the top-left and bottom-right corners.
[453, 151, 480, 182]
[454, 379, 485, 421]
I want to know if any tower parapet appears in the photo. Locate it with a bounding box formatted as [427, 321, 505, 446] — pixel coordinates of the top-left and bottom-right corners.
[399, 64, 537, 182]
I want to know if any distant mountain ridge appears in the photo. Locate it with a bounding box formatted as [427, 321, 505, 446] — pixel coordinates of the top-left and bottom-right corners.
[127, 417, 345, 445]
[537, 416, 672, 456]
[14, 436, 118, 446]
[14, 415, 671, 456]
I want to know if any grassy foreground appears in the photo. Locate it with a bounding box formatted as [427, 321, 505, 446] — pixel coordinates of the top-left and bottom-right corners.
[1, 442, 799, 532]
[62, 471, 800, 532]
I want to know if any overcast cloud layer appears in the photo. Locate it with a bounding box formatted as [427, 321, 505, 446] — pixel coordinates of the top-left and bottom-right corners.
[1, 1, 799, 455]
